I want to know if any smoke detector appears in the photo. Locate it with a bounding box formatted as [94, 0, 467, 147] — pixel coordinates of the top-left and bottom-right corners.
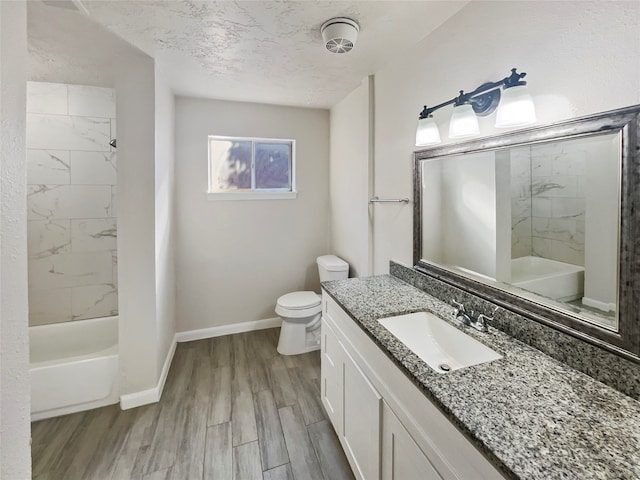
[321, 17, 360, 54]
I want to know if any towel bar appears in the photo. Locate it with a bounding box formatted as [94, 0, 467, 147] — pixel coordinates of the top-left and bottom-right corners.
[369, 196, 410, 204]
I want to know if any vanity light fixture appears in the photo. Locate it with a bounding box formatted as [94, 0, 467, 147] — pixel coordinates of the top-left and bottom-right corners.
[415, 68, 536, 146]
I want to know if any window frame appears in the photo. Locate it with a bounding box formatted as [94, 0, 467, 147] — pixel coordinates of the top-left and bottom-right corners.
[207, 135, 297, 201]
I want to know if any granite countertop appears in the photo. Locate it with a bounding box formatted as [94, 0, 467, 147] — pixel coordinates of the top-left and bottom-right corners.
[321, 275, 640, 480]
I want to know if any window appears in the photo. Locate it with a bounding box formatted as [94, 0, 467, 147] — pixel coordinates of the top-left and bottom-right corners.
[208, 136, 296, 200]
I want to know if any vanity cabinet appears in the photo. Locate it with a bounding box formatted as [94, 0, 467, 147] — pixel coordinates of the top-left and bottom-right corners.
[322, 313, 381, 480]
[382, 402, 441, 480]
[321, 292, 505, 480]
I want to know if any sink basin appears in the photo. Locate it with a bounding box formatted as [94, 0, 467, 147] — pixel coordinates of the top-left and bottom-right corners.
[378, 312, 502, 374]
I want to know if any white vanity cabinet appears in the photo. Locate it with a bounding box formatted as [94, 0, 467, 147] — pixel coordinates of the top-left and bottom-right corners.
[382, 401, 442, 480]
[321, 292, 505, 480]
[322, 313, 382, 480]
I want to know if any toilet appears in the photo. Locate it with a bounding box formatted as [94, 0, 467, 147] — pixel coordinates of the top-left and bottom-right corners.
[276, 255, 349, 355]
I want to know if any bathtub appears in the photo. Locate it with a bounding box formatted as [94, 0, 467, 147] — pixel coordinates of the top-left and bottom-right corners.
[511, 256, 584, 302]
[30, 316, 119, 421]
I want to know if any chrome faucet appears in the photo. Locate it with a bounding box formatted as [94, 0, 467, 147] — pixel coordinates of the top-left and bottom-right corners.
[451, 299, 490, 333]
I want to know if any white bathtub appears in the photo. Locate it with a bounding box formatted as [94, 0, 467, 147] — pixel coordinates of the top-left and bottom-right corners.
[30, 316, 119, 421]
[512, 256, 584, 302]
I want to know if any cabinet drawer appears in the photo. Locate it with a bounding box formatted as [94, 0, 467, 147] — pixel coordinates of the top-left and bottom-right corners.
[323, 293, 352, 327]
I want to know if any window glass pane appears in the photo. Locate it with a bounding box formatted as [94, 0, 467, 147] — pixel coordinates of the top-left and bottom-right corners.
[210, 139, 252, 190]
[255, 142, 291, 190]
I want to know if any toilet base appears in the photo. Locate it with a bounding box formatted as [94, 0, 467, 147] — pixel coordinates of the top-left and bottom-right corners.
[277, 314, 321, 355]
[277, 343, 320, 356]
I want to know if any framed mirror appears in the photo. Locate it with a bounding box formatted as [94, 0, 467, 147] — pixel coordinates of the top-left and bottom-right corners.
[413, 105, 640, 359]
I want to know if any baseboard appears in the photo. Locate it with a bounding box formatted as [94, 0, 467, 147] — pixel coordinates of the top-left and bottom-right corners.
[120, 334, 177, 410]
[582, 296, 616, 313]
[175, 317, 282, 343]
[32, 396, 120, 422]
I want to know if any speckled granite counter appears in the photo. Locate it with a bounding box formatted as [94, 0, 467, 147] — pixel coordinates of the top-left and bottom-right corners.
[321, 275, 640, 480]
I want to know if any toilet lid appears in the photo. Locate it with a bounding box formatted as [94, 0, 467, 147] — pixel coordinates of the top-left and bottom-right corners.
[277, 291, 321, 310]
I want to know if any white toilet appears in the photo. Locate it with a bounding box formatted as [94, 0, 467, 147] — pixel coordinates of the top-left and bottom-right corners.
[276, 255, 349, 355]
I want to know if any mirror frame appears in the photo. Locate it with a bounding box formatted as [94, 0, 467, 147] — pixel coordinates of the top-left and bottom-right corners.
[413, 105, 640, 361]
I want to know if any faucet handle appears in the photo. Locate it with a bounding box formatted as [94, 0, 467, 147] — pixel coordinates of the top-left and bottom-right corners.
[451, 299, 471, 326]
[474, 313, 492, 332]
[451, 299, 465, 313]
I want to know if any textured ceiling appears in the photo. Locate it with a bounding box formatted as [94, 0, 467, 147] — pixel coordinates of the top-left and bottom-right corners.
[28, 1, 145, 88]
[29, 0, 469, 108]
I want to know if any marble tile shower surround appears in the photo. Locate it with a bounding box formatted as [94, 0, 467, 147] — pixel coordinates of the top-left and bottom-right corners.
[390, 261, 640, 400]
[511, 142, 586, 266]
[26, 82, 118, 326]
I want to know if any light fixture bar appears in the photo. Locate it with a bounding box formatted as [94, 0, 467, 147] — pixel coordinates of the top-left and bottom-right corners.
[416, 68, 535, 146]
[418, 68, 527, 121]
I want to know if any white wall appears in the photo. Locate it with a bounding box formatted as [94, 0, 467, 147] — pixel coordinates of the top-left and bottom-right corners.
[583, 134, 620, 311]
[418, 151, 505, 280]
[154, 68, 176, 373]
[441, 152, 497, 279]
[0, 1, 31, 477]
[175, 97, 329, 332]
[420, 160, 443, 263]
[115, 54, 159, 396]
[329, 77, 372, 277]
[363, 0, 640, 273]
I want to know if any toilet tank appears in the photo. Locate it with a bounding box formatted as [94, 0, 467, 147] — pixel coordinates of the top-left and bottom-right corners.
[317, 255, 349, 282]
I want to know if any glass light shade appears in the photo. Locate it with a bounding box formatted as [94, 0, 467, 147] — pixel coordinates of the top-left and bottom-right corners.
[495, 85, 536, 128]
[448, 104, 480, 138]
[415, 117, 441, 146]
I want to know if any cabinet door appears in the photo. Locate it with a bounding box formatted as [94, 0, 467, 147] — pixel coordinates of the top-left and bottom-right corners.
[321, 320, 344, 435]
[343, 349, 382, 480]
[382, 402, 442, 480]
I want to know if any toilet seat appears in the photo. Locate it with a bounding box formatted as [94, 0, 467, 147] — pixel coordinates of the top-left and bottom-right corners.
[277, 291, 320, 309]
[276, 291, 321, 319]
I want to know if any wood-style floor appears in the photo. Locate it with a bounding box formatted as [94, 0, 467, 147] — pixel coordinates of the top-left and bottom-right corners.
[31, 328, 355, 480]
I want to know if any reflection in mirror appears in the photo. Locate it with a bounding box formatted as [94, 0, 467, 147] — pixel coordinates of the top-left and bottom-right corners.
[420, 131, 620, 332]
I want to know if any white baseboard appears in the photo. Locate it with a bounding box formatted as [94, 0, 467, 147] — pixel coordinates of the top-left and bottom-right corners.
[120, 334, 177, 410]
[175, 317, 282, 343]
[31, 395, 120, 422]
[582, 296, 616, 313]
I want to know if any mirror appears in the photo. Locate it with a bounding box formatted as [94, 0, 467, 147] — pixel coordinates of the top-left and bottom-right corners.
[414, 105, 640, 359]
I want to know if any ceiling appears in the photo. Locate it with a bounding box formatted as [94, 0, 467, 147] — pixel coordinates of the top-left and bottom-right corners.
[28, 1, 469, 108]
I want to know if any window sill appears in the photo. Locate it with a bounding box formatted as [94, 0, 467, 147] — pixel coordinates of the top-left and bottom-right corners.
[207, 191, 298, 201]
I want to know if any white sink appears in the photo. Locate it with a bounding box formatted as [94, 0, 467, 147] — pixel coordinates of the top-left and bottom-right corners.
[378, 312, 502, 374]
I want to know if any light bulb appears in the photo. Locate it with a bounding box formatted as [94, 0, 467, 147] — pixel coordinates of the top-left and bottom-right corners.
[449, 104, 480, 138]
[415, 117, 441, 146]
[495, 85, 536, 128]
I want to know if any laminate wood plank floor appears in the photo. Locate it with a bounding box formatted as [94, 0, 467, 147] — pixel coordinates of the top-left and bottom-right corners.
[31, 328, 354, 480]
